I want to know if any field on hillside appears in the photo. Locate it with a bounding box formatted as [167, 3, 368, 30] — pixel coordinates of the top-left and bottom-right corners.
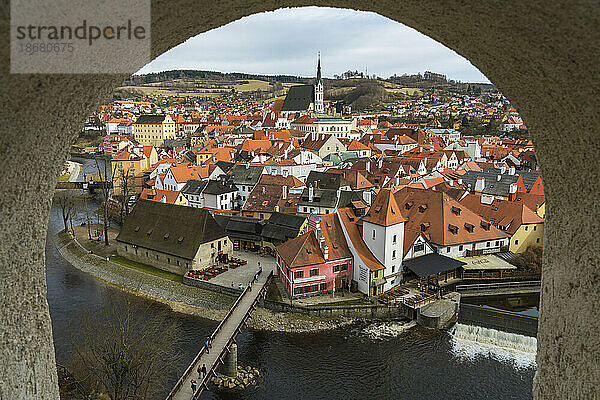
[117, 78, 287, 98]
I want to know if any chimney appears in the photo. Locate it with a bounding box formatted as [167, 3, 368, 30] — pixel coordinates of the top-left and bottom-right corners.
[497, 174, 501, 182]
[378, 158, 383, 168]
[500, 165, 506, 174]
[458, 178, 463, 185]
[449, 180, 454, 186]
[246, 163, 250, 169]
[262, 186, 266, 195]
[323, 244, 329, 260]
[395, 175, 399, 186]
[509, 166, 516, 175]
[475, 177, 485, 192]
[366, 161, 371, 172]
[308, 183, 314, 202]
[282, 185, 288, 199]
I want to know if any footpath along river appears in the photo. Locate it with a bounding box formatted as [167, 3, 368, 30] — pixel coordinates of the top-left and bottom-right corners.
[47, 158, 536, 399]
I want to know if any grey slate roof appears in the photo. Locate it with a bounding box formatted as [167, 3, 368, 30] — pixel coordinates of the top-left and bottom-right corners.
[298, 188, 339, 208]
[116, 200, 226, 259]
[134, 114, 168, 124]
[267, 212, 306, 230]
[305, 170, 347, 191]
[281, 85, 314, 112]
[181, 179, 237, 196]
[338, 190, 367, 209]
[216, 161, 235, 174]
[203, 180, 237, 195]
[181, 179, 207, 195]
[216, 212, 306, 244]
[462, 170, 518, 197]
[231, 165, 264, 186]
[403, 253, 466, 277]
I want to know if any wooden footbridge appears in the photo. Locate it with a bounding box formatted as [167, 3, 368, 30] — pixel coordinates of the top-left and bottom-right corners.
[455, 280, 540, 297]
[166, 271, 273, 400]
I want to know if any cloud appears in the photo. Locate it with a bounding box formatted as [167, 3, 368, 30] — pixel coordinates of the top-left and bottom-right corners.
[136, 7, 490, 83]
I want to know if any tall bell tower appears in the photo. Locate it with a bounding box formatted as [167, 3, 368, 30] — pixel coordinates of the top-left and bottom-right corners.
[314, 52, 324, 113]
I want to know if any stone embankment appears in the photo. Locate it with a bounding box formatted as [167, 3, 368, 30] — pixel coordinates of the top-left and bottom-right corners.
[54, 232, 356, 333]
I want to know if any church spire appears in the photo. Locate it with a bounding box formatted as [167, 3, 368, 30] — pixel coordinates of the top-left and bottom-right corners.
[316, 52, 322, 82]
[314, 52, 324, 113]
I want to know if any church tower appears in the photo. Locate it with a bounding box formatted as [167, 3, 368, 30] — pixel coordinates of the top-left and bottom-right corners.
[314, 53, 324, 113]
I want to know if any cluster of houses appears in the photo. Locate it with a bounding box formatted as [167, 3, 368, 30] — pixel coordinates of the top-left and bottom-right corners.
[102, 57, 543, 299]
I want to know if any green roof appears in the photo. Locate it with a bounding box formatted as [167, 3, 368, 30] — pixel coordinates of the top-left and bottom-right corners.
[116, 200, 226, 259]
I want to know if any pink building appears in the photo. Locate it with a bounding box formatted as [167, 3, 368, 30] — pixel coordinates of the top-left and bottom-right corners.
[102, 134, 130, 157]
[276, 214, 352, 298]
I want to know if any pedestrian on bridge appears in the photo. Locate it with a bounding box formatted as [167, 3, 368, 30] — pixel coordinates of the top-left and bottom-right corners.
[190, 379, 197, 392]
[201, 364, 207, 379]
[248, 281, 252, 292]
[258, 262, 262, 276]
[204, 340, 210, 354]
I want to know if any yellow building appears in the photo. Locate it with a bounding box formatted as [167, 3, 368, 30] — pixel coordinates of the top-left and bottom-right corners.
[460, 194, 544, 254]
[111, 146, 157, 195]
[133, 114, 175, 147]
[509, 221, 544, 253]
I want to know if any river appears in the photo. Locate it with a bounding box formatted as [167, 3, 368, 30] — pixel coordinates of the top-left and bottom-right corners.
[46, 158, 536, 399]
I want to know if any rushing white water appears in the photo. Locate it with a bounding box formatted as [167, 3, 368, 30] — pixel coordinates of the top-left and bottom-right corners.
[361, 320, 417, 340]
[450, 323, 537, 369]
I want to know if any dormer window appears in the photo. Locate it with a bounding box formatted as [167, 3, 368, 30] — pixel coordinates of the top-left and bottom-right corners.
[451, 206, 461, 215]
[418, 204, 428, 213]
[420, 222, 430, 231]
[405, 201, 414, 210]
[464, 223, 474, 233]
[448, 224, 459, 234]
[480, 220, 491, 231]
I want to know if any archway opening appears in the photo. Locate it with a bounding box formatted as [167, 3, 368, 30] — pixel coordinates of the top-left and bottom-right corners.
[54, 6, 541, 399]
[4, 2, 597, 399]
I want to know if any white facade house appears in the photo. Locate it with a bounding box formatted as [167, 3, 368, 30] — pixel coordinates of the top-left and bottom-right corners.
[262, 160, 322, 181]
[362, 219, 405, 292]
[435, 237, 510, 259]
[445, 139, 482, 161]
[181, 179, 237, 211]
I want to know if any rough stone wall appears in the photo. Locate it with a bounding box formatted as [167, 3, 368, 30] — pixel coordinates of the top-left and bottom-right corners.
[1, 0, 598, 398]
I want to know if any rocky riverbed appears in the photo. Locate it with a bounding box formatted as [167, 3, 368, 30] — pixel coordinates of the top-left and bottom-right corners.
[211, 365, 263, 391]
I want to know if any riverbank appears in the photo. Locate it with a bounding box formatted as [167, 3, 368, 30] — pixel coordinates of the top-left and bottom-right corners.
[54, 231, 357, 333]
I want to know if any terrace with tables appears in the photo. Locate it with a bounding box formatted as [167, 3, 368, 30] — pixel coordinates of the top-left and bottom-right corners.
[186, 249, 276, 289]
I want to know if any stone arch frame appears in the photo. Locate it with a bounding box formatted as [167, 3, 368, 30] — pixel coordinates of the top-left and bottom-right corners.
[0, 1, 598, 398]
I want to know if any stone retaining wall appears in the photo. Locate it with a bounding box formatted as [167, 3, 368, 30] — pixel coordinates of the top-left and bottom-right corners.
[183, 275, 242, 298]
[261, 299, 412, 320]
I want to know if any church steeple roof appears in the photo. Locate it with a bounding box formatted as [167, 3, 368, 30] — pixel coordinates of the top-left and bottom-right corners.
[316, 52, 322, 83]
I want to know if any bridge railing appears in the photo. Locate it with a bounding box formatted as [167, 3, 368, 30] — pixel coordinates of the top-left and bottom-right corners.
[456, 280, 540, 292]
[191, 271, 273, 399]
[165, 270, 273, 400]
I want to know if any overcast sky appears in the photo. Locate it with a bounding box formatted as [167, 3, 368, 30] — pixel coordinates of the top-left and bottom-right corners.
[137, 7, 490, 83]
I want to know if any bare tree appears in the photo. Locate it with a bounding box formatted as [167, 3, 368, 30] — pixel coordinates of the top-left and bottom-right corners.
[54, 190, 78, 233]
[117, 168, 138, 224]
[80, 192, 94, 241]
[70, 296, 182, 400]
[94, 156, 116, 246]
